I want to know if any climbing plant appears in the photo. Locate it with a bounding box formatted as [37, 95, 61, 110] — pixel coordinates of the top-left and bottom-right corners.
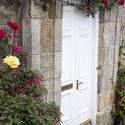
[0, 21, 62, 125]
[111, 42, 125, 125]
[63, 0, 125, 17]
[0, 0, 49, 11]
[0, 0, 124, 16]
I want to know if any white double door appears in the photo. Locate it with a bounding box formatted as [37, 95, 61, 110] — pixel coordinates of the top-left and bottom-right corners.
[61, 6, 98, 125]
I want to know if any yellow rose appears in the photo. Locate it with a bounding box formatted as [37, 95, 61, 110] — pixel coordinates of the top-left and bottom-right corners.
[4, 55, 20, 68]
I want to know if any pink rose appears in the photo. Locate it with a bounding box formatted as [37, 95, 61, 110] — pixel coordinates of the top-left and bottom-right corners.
[86, 5, 91, 11]
[120, 0, 125, 5]
[7, 21, 13, 27]
[26, 82, 30, 87]
[12, 22, 20, 30]
[9, 34, 13, 38]
[0, 29, 6, 39]
[14, 45, 21, 53]
[104, 0, 108, 5]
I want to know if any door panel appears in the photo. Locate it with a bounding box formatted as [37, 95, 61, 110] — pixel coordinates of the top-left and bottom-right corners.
[61, 5, 95, 125]
[76, 10, 92, 125]
[61, 90, 73, 123]
[61, 6, 77, 125]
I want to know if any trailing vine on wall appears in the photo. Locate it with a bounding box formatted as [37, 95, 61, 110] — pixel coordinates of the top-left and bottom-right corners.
[0, 0, 124, 17]
[111, 41, 125, 125]
[0, 0, 48, 12]
[62, 0, 125, 17]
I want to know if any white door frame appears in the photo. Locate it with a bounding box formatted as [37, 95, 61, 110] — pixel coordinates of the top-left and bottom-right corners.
[61, 5, 99, 125]
[90, 13, 99, 125]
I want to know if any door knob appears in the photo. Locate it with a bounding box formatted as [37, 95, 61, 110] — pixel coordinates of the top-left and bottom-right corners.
[76, 80, 83, 90]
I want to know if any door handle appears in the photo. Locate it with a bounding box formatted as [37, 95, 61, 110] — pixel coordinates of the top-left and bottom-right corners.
[76, 80, 83, 90]
[61, 84, 73, 92]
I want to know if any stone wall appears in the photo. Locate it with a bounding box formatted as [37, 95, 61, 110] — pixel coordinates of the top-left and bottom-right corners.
[120, 4, 125, 68]
[22, 0, 62, 105]
[96, 5, 124, 125]
[0, 6, 17, 29]
[22, 1, 125, 124]
[1, 1, 124, 125]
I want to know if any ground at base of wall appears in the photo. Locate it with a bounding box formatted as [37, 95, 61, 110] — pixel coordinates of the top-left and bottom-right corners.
[96, 106, 114, 125]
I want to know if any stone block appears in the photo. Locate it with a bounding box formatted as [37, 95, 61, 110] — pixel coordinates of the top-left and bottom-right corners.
[103, 23, 116, 47]
[98, 89, 114, 111]
[117, 6, 124, 23]
[41, 19, 55, 52]
[0, 10, 9, 25]
[99, 10, 105, 23]
[56, 0, 63, 18]
[49, 0, 56, 18]
[54, 78, 61, 106]
[98, 68, 113, 93]
[22, 19, 32, 53]
[98, 23, 104, 48]
[112, 63, 118, 84]
[40, 52, 54, 80]
[104, 5, 117, 23]
[0, 6, 7, 10]
[98, 91, 107, 111]
[31, 54, 41, 71]
[55, 18, 62, 51]
[7, 10, 17, 16]
[31, 19, 41, 54]
[98, 47, 109, 67]
[0, 25, 8, 29]
[105, 89, 114, 107]
[108, 47, 115, 66]
[44, 79, 54, 102]
[116, 23, 122, 46]
[54, 51, 62, 79]
[114, 46, 119, 63]
[23, 0, 31, 18]
[96, 106, 114, 125]
[98, 69, 108, 93]
[23, 19, 41, 54]
[31, 0, 48, 19]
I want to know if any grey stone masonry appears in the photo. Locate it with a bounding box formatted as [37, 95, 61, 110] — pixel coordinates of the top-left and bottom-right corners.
[97, 5, 124, 125]
[22, 0, 62, 105]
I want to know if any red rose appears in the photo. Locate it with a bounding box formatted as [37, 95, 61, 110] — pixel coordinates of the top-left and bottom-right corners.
[14, 45, 21, 53]
[7, 21, 13, 27]
[120, 85, 125, 89]
[0, 29, 6, 39]
[12, 22, 20, 30]
[120, 0, 125, 5]
[86, 5, 91, 11]
[104, 0, 108, 5]
[9, 34, 13, 38]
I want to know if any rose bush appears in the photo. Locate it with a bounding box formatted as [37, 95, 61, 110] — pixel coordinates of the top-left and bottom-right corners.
[0, 21, 62, 125]
[111, 45, 125, 125]
[0, 29, 6, 39]
[64, 0, 125, 17]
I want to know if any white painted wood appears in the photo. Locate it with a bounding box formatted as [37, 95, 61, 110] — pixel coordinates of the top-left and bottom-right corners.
[61, 5, 98, 125]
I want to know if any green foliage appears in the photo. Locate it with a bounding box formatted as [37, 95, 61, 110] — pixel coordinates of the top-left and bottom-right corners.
[0, 66, 61, 125]
[0, 21, 61, 125]
[111, 43, 125, 125]
[0, 0, 49, 12]
[0, 30, 13, 59]
[0, 93, 61, 125]
[63, 0, 123, 17]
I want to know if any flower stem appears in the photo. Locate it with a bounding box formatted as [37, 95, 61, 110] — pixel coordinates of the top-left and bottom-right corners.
[12, 29, 16, 55]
